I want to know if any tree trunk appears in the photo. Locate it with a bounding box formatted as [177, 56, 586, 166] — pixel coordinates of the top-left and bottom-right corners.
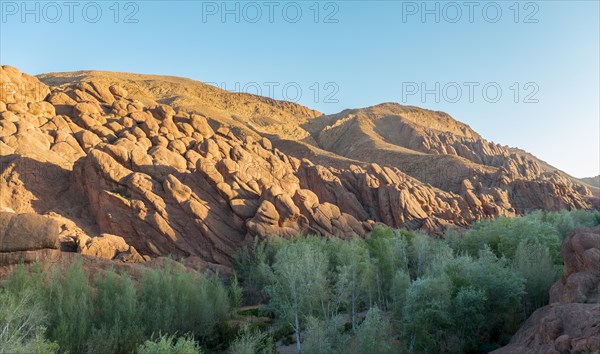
[295, 313, 301, 354]
[409, 334, 415, 354]
[351, 292, 356, 332]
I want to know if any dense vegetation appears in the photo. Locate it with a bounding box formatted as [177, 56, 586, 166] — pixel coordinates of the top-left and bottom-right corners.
[1, 210, 598, 354]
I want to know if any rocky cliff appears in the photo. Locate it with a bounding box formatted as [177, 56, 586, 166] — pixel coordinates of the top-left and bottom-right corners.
[492, 225, 600, 354]
[0, 65, 596, 266]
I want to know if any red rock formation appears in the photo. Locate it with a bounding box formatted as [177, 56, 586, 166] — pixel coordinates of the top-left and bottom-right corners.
[492, 226, 600, 354]
[0, 65, 596, 267]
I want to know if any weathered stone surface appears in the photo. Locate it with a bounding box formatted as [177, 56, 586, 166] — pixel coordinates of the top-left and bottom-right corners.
[0, 65, 595, 271]
[0, 212, 59, 252]
[80, 233, 144, 262]
[550, 225, 600, 304]
[492, 226, 600, 354]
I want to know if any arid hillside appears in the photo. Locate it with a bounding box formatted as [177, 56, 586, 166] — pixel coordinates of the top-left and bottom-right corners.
[582, 175, 600, 189]
[37, 70, 321, 143]
[0, 65, 596, 267]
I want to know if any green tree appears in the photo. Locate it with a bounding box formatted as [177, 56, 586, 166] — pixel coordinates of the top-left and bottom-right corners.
[513, 241, 560, 315]
[450, 286, 487, 352]
[334, 237, 371, 330]
[355, 307, 393, 354]
[450, 215, 561, 263]
[444, 249, 525, 343]
[233, 238, 275, 304]
[389, 270, 411, 321]
[302, 316, 348, 354]
[403, 276, 452, 353]
[138, 259, 230, 341]
[266, 241, 329, 354]
[366, 227, 409, 308]
[568, 209, 600, 228]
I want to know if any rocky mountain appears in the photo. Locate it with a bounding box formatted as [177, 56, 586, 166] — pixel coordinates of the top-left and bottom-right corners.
[492, 225, 600, 354]
[582, 175, 600, 189]
[0, 65, 597, 267]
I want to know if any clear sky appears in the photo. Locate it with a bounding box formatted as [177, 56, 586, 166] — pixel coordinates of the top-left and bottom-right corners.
[1, 0, 598, 178]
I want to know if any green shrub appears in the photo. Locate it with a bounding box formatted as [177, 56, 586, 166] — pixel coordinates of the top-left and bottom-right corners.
[0, 288, 58, 354]
[138, 259, 230, 341]
[568, 209, 600, 228]
[229, 275, 244, 308]
[233, 238, 274, 304]
[87, 269, 142, 354]
[45, 256, 93, 354]
[302, 316, 348, 354]
[443, 248, 525, 342]
[138, 334, 202, 354]
[4, 209, 591, 354]
[449, 215, 561, 263]
[228, 327, 274, 354]
[513, 241, 561, 315]
[355, 307, 393, 354]
[403, 276, 452, 353]
[450, 286, 487, 352]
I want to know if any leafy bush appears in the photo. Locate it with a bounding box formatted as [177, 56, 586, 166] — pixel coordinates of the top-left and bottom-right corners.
[88, 269, 142, 354]
[1, 257, 231, 353]
[449, 210, 600, 263]
[0, 288, 58, 354]
[302, 316, 348, 354]
[233, 238, 274, 304]
[403, 276, 452, 353]
[45, 257, 94, 354]
[529, 209, 600, 239]
[513, 241, 561, 315]
[448, 215, 562, 263]
[443, 248, 526, 344]
[450, 286, 487, 352]
[138, 259, 230, 341]
[2, 209, 596, 353]
[355, 307, 393, 354]
[228, 327, 275, 354]
[229, 275, 244, 308]
[138, 334, 202, 354]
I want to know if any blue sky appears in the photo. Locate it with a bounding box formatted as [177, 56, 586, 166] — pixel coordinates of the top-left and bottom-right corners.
[1, 0, 598, 178]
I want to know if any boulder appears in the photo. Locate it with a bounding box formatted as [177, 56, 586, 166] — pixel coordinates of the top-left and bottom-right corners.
[0, 212, 59, 252]
[80, 233, 144, 262]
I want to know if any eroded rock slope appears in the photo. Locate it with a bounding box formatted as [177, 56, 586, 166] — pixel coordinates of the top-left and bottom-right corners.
[0, 65, 596, 266]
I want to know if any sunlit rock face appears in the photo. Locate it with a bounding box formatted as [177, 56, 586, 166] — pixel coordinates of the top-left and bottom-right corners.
[0, 65, 596, 267]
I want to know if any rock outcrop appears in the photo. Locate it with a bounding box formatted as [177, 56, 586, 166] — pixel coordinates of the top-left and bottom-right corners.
[0, 211, 61, 267]
[492, 225, 600, 354]
[0, 65, 597, 267]
[300, 104, 593, 209]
